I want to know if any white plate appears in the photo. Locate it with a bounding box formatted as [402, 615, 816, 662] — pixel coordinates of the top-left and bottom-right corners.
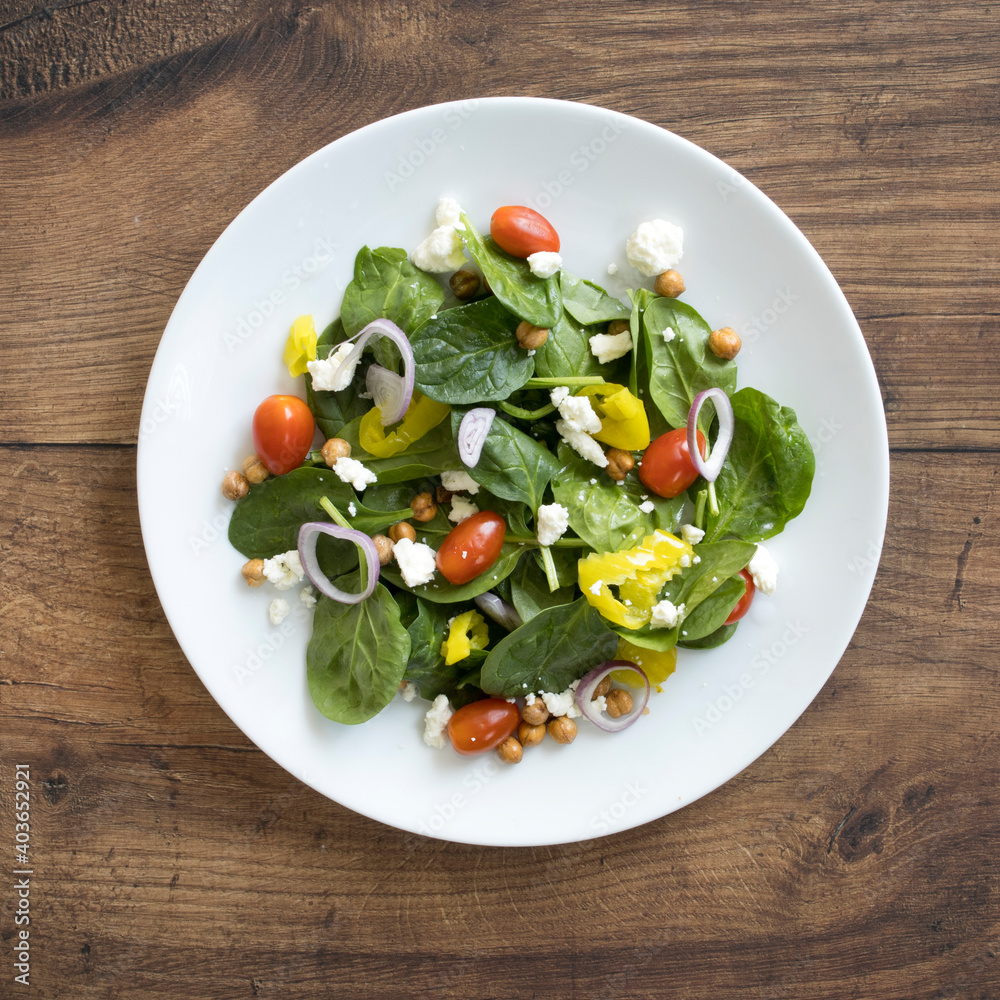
[137, 97, 888, 846]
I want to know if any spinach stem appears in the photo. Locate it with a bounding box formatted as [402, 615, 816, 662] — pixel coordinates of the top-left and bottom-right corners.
[693, 489, 708, 531]
[319, 496, 352, 529]
[504, 534, 589, 548]
[498, 400, 556, 421]
[707, 481, 719, 517]
[525, 376, 607, 388]
[540, 546, 560, 592]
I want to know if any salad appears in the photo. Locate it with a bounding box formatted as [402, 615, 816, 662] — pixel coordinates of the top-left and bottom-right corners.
[221, 199, 815, 764]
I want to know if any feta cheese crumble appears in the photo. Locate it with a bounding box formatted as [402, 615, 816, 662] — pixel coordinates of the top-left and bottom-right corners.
[400, 680, 418, 702]
[332, 455, 377, 491]
[307, 341, 360, 392]
[662, 326, 676, 344]
[540, 689, 581, 719]
[262, 550, 305, 590]
[557, 420, 608, 467]
[268, 598, 290, 625]
[422, 694, 454, 749]
[412, 225, 466, 272]
[625, 219, 685, 277]
[536, 502, 570, 546]
[680, 523, 705, 545]
[448, 497, 479, 523]
[607, 262, 619, 276]
[551, 386, 608, 467]
[588, 579, 603, 596]
[299, 586, 317, 609]
[440, 469, 480, 495]
[527, 250, 562, 278]
[639, 499, 655, 513]
[589, 329, 632, 364]
[435, 196, 465, 229]
[748, 543, 779, 595]
[347, 501, 357, 517]
[393, 537, 437, 587]
[650, 599, 686, 629]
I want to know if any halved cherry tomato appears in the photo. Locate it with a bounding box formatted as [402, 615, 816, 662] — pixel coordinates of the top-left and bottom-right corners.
[490, 206, 560, 258]
[638, 428, 706, 498]
[252, 394, 315, 475]
[448, 698, 520, 755]
[435, 510, 507, 585]
[725, 569, 755, 624]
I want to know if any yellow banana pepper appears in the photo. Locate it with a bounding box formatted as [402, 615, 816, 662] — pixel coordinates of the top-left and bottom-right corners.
[440, 610, 489, 666]
[579, 383, 650, 450]
[359, 392, 451, 458]
[614, 638, 677, 692]
[283, 315, 317, 377]
[578, 530, 693, 629]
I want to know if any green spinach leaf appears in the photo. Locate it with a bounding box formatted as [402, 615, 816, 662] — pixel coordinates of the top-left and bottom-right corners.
[338, 415, 461, 483]
[532, 310, 616, 380]
[306, 319, 371, 437]
[679, 622, 739, 649]
[508, 556, 576, 623]
[403, 598, 486, 704]
[560, 271, 630, 325]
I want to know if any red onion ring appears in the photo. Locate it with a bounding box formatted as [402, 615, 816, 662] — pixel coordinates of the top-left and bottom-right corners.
[338, 318, 414, 424]
[297, 521, 379, 604]
[458, 407, 495, 467]
[574, 660, 650, 732]
[474, 592, 523, 631]
[687, 387, 734, 483]
[365, 365, 407, 426]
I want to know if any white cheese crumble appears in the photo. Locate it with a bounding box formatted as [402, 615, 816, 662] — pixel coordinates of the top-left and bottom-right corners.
[639, 499, 655, 513]
[536, 502, 570, 547]
[607, 262, 619, 275]
[650, 599, 686, 629]
[268, 598, 290, 625]
[591, 694, 608, 715]
[435, 196, 465, 229]
[332, 455, 377, 491]
[400, 680, 418, 702]
[262, 550, 305, 590]
[299, 586, 317, 609]
[550, 386, 602, 434]
[748, 543, 779, 595]
[440, 469, 481, 495]
[307, 341, 360, 391]
[626, 219, 685, 277]
[422, 694, 454, 749]
[527, 250, 563, 278]
[347, 501, 357, 517]
[588, 579, 603, 596]
[540, 689, 581, 719]
[448, 497, 479, 523]
[393, 537, 437, 587]
[680, 523, 705, 545]
[662, 326, 676, 344]
[412, 226, 466, 272]
[557, 420, 608, 467]
[589, 329, 632, 364]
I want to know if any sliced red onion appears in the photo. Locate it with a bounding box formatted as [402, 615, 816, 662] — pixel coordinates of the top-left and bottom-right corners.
[474, 592, 523, 631]
[458, 407, 495, 467]
[297, 521, 379, 604]
[687, 387, 734, 483]
[574, 660, 650, 733]
[365, 365, 407, 425]
[337, 318, 414, 424]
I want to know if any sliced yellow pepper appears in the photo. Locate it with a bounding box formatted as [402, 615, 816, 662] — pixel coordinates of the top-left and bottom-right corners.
[579, 383, 650, 450]
[614, 638, 677, 692]
[358, 392, 451, 458]
[283, 314, 317, 377]
[440, 610, 489, 666]
[578, 530, 693, 630]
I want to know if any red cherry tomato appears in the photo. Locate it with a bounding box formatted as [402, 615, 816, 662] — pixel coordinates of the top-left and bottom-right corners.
[448, 698, 520, 755]
[725, 569, 756, 625]
[638, 428, 707, 498]
[490, 206, 560, 258]
[251, 395, 315, 475]
[435, 510, 507, 585]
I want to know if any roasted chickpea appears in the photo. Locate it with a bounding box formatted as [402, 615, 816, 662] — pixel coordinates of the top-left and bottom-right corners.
[708, 326, 741, 361]
[517, 721, 546, 748]
[605, 448, 635, 482]
[593, 676, 612, 700]
[607, 319, 630, 337]
[547, 716, 577, 745]
[653, 269, 686, 298]
[372, 534, 394, 566]
[435, 485, 457, 504]
[410, 491, 438, 522]
[321, 437, 352, 467]
[515, 321, 549, 350]
[605, 688, 634, 719]
[521, 699, 550, 726]
[241, 559, 266, 587]
[496, 736, 523, 764]
[222, 470, 250, 500]
[449, 269, 481, 300]
[388, 522, 417, 543]
[242, 455, 270, 484]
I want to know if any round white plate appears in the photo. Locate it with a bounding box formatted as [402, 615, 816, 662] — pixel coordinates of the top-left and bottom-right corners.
[137, 97, 888, 846]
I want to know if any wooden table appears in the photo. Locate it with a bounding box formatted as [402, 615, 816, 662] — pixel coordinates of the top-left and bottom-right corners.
[2, 3, 997, 997]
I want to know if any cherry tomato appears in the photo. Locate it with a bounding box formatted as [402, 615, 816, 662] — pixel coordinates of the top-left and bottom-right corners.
[436, 510, 507, 585]
[490, 206, 560, 258]
[638, 428, 706, 498]
[725, 569, 756, 625]
[448, 698, 520, 755]
[251, 394, 315, 475]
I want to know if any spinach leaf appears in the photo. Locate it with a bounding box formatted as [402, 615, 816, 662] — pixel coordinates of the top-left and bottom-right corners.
[403, 598, 486, 705]
[457, 410, 561, 513]
[677, 574, 744, 642]
[306, 584, 410, 724]
[679, 622, 739, 649]
[460, 214, 561, 328]
[705, 387, 815, 541]
[550, 444, 683, 552]
[338, 415, 461, 483]
[480, 598, 619, 697]
[627, 288, 656, 397]
[642, 296, 737, 429]
[509, 556, 576, 623]
[306, 319, 371, 437]
[412, 297, 535, 404]
[532, 310, 615, 380]
[560, 271, 630, 325]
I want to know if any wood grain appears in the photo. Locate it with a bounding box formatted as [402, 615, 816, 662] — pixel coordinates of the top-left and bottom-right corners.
[1, 2, 998, 998]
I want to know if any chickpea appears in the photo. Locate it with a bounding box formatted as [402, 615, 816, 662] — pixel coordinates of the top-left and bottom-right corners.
[372, 534, 394, 566]
[605, 688, 634, 719]
[222, 470, 249, 500]
[241, 559, 266, 587]
[547, 716, 577, 745]
[515, 321, 549, 350]
[708, 326, 741, 361]
[449, 269, 481, 300]
[653, 269, 686, 298]
[321, 437, 352, 467]
[517, 721, 546, 748]
[409, 491, 438, 522]
[521, 699, 550, 726]
[388, 521, 417, 543]
[607, 319, 630, 337]
[605, 448, 635, 482]
[496, 736, 523, 764]
[593, 676, 612, 700]
[242, 455, 270, 484]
